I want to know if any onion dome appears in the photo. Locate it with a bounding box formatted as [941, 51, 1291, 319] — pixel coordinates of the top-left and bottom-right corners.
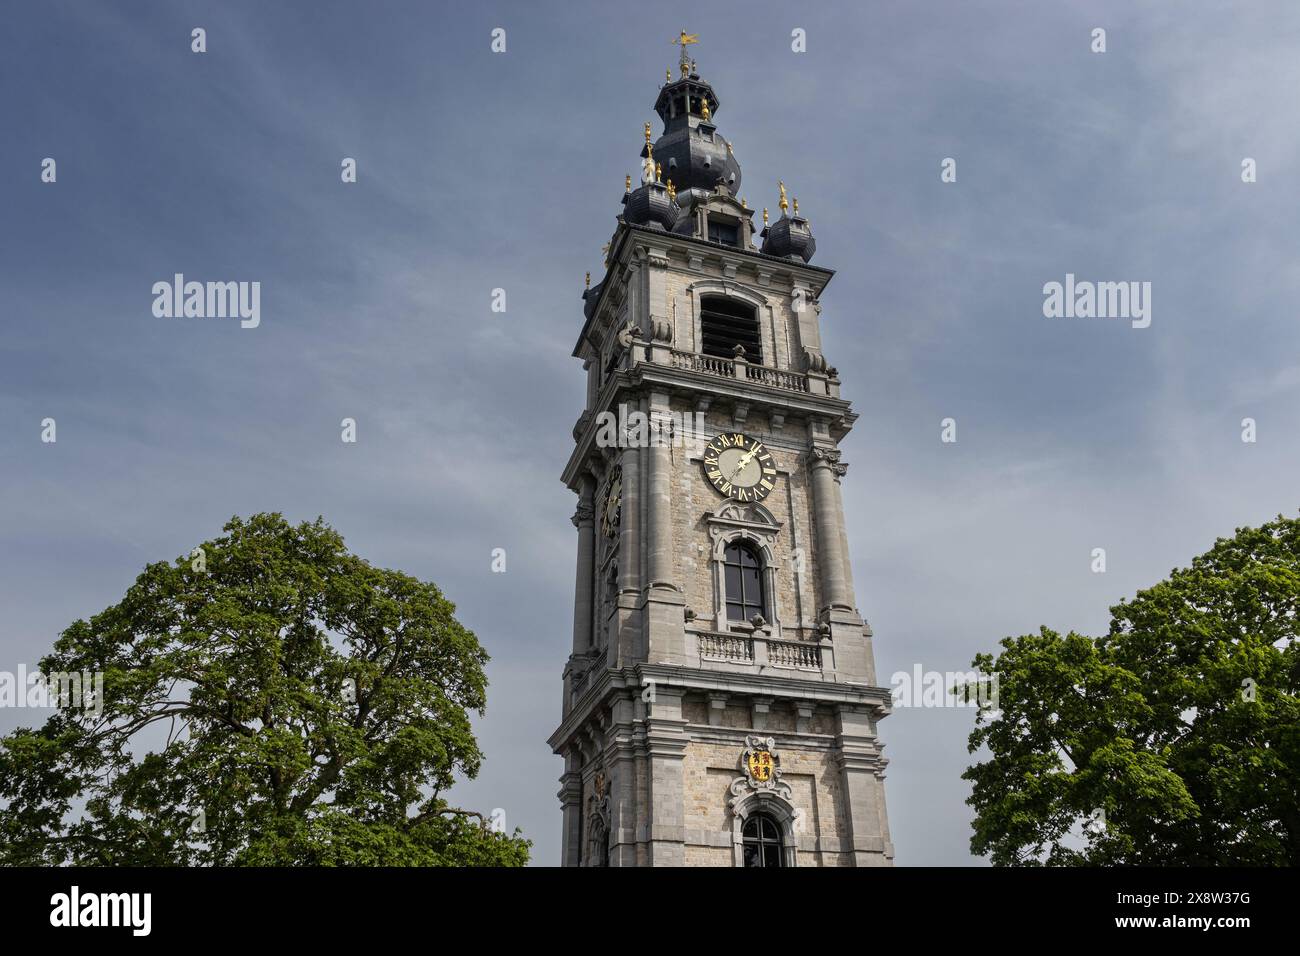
[622, 180, 679, 231]
[759, 183, 816, 263]
[650, 66, 741, 203]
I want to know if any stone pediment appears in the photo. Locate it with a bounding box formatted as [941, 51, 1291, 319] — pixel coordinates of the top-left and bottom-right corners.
[707, 501, 780, 531]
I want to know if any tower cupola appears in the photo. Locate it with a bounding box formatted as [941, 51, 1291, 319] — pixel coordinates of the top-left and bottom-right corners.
[649, 44, 741, 204]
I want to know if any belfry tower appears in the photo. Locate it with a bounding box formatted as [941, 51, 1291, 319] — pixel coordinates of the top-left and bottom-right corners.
[549, 37, 893, 867]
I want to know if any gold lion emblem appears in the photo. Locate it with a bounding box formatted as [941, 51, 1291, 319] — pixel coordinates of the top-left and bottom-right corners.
[746, 749, 774, 783]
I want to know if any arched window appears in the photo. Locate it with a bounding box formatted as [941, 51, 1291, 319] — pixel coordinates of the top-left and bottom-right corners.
[742, 812, 784, 867]
[700, 295, 761, 363]
[724, 540, 765, 623]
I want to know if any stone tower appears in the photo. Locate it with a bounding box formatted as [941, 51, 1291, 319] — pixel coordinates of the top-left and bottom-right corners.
[549, 46, 893, 867]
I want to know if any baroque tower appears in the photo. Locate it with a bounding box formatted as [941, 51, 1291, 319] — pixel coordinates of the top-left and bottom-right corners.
[549, 38, 893, 867]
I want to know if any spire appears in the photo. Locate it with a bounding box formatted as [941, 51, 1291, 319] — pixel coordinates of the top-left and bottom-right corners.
[674, 30, 698, 77]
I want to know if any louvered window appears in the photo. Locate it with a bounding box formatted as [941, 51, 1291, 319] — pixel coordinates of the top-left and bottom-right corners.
[700, 295, 761, 363]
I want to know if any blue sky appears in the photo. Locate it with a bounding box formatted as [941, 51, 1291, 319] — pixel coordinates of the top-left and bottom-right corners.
[3, 0, 1299, 865]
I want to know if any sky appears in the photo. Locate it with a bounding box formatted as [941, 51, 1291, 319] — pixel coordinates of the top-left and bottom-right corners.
[2, 0, 1299, 866]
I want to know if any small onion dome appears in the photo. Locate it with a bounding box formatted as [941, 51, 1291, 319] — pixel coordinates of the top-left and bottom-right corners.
[760, 213, 816, 263]
[582, 277, 604, 321]
[622, 181, 679, 231]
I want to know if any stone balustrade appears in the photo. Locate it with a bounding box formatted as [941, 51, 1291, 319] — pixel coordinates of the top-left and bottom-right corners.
[666, 348, 810, 393]
[694, 630, 823, 673]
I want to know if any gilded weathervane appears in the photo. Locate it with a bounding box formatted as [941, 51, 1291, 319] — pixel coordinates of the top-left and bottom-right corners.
[673, 29, 699, 77]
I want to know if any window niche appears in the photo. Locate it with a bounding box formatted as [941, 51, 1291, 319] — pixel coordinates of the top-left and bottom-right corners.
[705, 501, 783, 637]
[699, 293, 761, 363]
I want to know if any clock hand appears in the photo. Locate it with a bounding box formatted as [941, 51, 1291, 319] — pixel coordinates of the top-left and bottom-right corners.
[725, 446, 759, 484]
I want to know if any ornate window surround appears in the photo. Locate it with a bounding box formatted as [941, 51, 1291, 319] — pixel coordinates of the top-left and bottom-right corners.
[706, 501, 783, 638]
[728, 735, 799, 867]
[684, 278, 773, 363]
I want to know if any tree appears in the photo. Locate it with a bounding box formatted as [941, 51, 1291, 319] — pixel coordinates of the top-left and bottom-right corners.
[963, 514, 1300, 866]
[0, 514, 529, 866]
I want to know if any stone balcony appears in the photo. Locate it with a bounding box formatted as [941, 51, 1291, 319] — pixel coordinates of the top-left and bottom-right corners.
[665, 347, 813, 394]
[689, 628, 830, 677]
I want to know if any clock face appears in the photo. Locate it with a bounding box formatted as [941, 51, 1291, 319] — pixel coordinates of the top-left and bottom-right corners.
[600, 468, 622, 538]
[702, 432, 777, 502]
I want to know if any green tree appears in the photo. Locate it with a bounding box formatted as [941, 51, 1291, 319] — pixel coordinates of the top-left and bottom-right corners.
[963, 515, 1300, 866]
[0, 514, 529, 866]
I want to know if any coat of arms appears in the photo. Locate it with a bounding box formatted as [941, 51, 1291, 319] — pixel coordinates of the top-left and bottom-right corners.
[746, 748, 774, 782]
[730, 735, 794, 812]
[741, 736, 782, 788]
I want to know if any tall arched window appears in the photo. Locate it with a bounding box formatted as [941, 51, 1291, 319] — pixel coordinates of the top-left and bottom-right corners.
[700, 295, 761, 363]
[742, 812, 784, 867]
[724, 540, 765, 623]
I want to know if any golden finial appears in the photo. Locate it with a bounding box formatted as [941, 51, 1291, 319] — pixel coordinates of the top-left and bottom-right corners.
[778, 180, 789, 213]
[666, 68, 672, 84]
[741, 197, 747, 209]
[625, 174, 632, 193]
[793, 197, 799, 215]
[585, 272, 591, 288]
[666, 180, 676, 202]
[644, 122, 652, 146]
[674, 30, 698, 78]
[762, 207, 769, 225]
[700, 97, 711, 122]
[655, 161, 663, 183]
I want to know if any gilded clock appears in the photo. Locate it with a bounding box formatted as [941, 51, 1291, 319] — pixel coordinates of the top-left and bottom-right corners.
[702, 432, 777, 502]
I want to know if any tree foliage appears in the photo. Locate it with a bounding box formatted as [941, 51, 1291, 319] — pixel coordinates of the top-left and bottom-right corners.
[0, 514, 529, 866]
[964, 515, 1300, 865]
